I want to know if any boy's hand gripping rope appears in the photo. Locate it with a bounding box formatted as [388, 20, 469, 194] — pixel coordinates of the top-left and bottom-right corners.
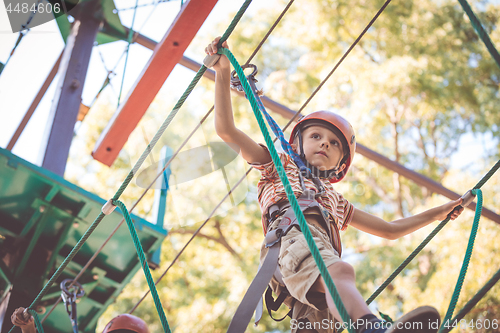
[203, 54, 311, 176]
[219, 47, 355, 332]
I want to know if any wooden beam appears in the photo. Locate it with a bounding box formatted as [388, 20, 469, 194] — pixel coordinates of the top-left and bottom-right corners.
[92, 0, 219, 166]
[41, 2, 102, 176]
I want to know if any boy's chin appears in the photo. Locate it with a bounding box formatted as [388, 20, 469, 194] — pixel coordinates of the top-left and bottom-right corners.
[308, 162, 331, 171]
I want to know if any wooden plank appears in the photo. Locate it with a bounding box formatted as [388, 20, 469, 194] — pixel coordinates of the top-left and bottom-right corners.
[92, 0, 219, 166]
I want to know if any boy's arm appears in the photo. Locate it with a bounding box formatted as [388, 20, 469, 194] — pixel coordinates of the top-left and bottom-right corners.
[207, 37, 271, 165]
[350, 198, 464, 240]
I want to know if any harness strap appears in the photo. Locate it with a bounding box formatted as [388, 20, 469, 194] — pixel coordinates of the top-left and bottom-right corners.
[265, 286, 292, 321]
[229, 189, 333, 332]
[226, 233, 282, 333]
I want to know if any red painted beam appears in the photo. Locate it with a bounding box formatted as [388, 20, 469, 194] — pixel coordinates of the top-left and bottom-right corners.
[92, 0, 219, 166]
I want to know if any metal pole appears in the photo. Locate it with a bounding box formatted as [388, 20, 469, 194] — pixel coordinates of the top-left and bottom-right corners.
[40, 1, 102, 176]
[150, 146, 172, 267]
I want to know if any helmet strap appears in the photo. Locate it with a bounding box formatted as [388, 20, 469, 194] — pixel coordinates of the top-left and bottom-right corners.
[295, 128, 348, 181]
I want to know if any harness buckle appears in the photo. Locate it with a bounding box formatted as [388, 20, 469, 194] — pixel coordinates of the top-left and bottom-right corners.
[265, 229, 283, 248]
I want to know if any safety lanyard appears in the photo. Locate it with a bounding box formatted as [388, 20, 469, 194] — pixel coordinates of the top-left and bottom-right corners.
[230, 64, 311, 176]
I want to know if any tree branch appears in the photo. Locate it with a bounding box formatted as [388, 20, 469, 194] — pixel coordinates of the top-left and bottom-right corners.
[169, 223, 243, 263]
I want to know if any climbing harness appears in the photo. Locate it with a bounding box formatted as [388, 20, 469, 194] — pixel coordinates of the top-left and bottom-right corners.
[60, 279, 85, 333]
[128, 1, 392, 317]
[227, 183, 334, 332]
[217, 59, 340, 326]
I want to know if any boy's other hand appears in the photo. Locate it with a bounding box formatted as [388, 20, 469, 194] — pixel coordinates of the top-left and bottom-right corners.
[434, 198, 464, 221]
[11, 307, 34, 328]
[205, 36, 230, 72]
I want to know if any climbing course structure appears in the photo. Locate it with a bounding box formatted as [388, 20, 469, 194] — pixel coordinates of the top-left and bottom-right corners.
[1, 0, 499, 332]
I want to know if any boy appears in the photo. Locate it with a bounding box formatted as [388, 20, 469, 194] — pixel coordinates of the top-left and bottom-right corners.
[206, 37, 464, 333]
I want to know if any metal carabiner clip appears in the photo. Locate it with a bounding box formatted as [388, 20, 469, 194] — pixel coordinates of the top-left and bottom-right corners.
[230, 64, 263, 97]
[60, 279, 85, 333]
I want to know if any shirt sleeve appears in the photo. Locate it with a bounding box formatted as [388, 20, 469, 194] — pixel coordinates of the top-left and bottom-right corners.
[336, 192, 354, 231]
[248, 144, 288, 180]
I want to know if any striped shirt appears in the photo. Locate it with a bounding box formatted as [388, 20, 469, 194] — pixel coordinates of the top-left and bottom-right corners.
[250, 146, 354, 255]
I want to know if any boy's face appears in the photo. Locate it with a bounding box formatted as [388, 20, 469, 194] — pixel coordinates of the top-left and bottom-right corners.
[294, 125, 346, 172]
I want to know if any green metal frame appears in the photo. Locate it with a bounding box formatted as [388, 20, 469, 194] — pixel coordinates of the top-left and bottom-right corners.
[0, 147, 167, 332]
[53, 0, 127, 45]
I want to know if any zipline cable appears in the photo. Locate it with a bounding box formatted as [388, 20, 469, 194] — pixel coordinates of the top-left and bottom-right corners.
[457, 0, 500, 70]
[0, 0, 42, 76]
[116, 0, 140, 108]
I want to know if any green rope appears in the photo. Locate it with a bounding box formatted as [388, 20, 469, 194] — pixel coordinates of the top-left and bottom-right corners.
[8, 2, 253, 331]
[30, 309, 44, 333]
[365, 216, 452, 305]
[220, 47, 354, 332]
[442, 267, 500, 333]
[473, 159, 500, 190]
[114, 200, 171, 333]
[365, 159, 499, 306]
[111, 0, 252, 201]
[439, 189, 482, 332]
[218, 0, 252, 48]
[117, 0, 140, 108]
[457, 0, 500, 70]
